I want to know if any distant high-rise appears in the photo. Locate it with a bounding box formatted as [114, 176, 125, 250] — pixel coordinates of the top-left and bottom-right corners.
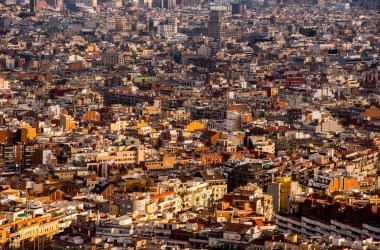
[231, 3, 246, 15]
[66, 0, 78, 11]
[208, 10, 224, 40]
[181, 0, 201, 6]
[114, 16, 132, 31]
[138, 0, 152, 8]
[164, 0, 176, 9]
[46, 0, 63, 8]
[157, 17, 178, 37]
[207, 10, 241, 40]
[30, 0, 38, 13]
[364, 0, 380, 10]
[152, 0, 164, 7]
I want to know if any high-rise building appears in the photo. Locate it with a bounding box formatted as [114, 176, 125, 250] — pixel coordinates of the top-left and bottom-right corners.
[157, 17, 178, 37]
[208, 10, 224, 40]
[66, 0, 78, 11]
[207, 10, 241, 40]
[138, 0, 152, 8]
[267, 177, 302, 214]
[30, 0, 38, 13]
[152, 0, 164, 7]
[164, 0, 175, 8]
[364, 0, 380, 10]
[60, 114, 77, 131]
[231, 3, 246, 14]
[114, 16, 132, 31]
[181, 0, 201, 6]
[45, 0, 63, 8]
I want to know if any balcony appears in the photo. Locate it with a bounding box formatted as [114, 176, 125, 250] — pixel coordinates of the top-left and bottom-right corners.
[362, 223, 380, 240]
[9, 233, 21, 243]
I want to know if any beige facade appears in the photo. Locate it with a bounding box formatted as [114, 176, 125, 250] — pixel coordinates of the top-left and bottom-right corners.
[96, 145, 145, 165]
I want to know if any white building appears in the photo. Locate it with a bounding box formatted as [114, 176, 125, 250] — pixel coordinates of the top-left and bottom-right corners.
[5, 58, 15, 70]
[96, 215, 135, 244]
[157, 17, 178, 37]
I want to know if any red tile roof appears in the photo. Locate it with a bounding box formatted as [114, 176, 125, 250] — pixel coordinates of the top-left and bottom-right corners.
[254, 219, 265, 227]
[150, 191, 176, 201]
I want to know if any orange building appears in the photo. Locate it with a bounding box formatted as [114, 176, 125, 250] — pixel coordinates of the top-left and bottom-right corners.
[242, 113, 252, 123]
[82, 111, 101, 122]
[0, 130, 8, 143]
[60, 114, 76, 131]
[197, 152, 223, 165]
[19, 123, 37, 139]
[185, 121, 205, 132]
[87, 43, 100, 52]
[329, 177, 358, 192]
